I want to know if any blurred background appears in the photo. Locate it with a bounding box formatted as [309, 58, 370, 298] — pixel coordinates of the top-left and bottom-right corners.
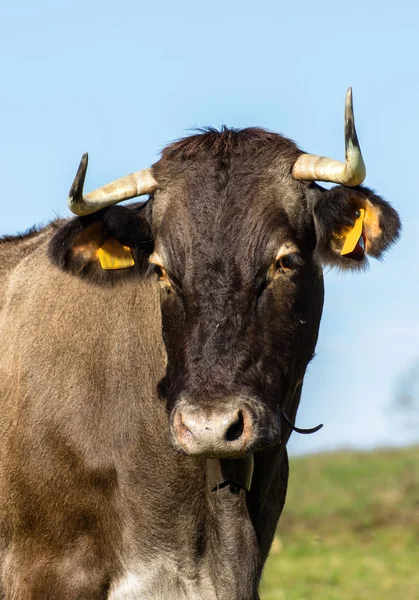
[1, 0, 418, 597]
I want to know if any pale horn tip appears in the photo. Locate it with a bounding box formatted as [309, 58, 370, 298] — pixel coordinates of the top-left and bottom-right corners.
[344, 87, 359, 151]
[344, 87, 366, 185]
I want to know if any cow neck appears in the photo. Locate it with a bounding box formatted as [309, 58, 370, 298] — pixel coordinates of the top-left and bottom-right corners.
[206, 454, 254, 495]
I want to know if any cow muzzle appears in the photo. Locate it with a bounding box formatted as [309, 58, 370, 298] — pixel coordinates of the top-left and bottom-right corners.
[171, 402, 255, 458]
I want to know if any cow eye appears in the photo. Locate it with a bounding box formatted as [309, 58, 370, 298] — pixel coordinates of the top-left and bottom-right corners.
[276, 253, 304, 271]
[154, 265, 164, 279]
[150, 262, 180, 293]
[153, 264, 170, 283]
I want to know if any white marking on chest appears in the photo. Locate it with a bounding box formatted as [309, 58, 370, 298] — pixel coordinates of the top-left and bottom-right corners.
[108, 572, 146, 599]
[109, 565, 217, 600]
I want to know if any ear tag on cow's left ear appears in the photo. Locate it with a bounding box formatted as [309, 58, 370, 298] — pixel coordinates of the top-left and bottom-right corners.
[341, 208, 365, 256]
[97, 239, 135, 270]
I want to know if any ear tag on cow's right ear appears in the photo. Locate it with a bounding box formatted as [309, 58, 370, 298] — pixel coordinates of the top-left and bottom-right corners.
[97, 239, 135, 270]
[341, 208, 365, 256]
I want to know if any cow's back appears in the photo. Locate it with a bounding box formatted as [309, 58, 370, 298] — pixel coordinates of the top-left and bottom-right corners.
[0, 227, 59, 311]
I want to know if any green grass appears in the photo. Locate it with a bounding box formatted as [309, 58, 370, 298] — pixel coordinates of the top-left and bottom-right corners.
[261, 446, 419, 600]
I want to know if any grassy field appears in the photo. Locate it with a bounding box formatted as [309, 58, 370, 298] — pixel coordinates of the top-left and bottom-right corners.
[261, 446, 419, 600]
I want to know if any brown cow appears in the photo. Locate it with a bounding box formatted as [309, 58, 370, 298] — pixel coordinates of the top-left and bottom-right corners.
[0, 90, 400, 599]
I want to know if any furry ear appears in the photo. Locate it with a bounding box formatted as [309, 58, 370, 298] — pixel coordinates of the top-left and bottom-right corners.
[49, 204, 154, 282]
[312, 185, 401, 270]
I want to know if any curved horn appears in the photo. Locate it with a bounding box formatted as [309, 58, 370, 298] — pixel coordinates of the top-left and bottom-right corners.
[292, 88, 366, 186]
[67, 153, 158, 216]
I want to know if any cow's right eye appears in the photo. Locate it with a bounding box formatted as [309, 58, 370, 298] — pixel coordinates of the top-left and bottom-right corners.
[151, 264, 180, 294]
[153, 264, 168, 281]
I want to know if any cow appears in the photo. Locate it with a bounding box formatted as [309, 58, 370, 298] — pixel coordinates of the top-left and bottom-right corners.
[0, 89, 400, 599]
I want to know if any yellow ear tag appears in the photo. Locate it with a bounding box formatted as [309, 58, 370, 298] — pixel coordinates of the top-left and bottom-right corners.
[341, 208, 365, 256]
[97, 239, 135, 270]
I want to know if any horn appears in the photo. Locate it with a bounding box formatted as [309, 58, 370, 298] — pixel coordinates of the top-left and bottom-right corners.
[292, 88, 366, 186]
[67, 153, 158, 216]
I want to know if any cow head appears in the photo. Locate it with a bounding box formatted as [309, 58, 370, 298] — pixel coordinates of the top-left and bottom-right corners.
[55, 89, 400, 458]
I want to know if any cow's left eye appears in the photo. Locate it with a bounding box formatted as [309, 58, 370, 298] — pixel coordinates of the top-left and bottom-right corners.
[276, 253, 304, 271]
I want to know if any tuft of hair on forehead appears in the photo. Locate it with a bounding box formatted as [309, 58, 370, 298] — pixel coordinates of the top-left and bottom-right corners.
[159, 126, 302, 164]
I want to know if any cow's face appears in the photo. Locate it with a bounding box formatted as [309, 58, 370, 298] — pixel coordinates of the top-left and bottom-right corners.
[55, 127, 400, 459]
[148, 129, 400, 458]
[151, 197, 322, 457]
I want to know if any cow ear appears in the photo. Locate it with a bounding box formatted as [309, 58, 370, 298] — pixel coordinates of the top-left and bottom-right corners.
[49, 204, 154, 281]
[312, 185, 401, 270]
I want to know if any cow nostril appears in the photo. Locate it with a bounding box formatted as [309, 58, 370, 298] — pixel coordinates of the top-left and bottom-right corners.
[226, 411, 245, 442]
[174, 411, 192, 439]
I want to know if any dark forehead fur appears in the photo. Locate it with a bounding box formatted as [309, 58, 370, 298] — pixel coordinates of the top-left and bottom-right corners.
[153, 127, 301, 185]
[158, 126, 302, 164]
[152, 127, 313, 262]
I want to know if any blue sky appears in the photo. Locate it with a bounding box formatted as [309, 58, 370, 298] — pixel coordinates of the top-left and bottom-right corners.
[1, 0, 418, 454]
